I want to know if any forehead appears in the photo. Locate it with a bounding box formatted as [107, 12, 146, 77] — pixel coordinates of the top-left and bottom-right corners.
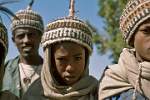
[13, 27, 40, 36]
[53, 42, 85, 55]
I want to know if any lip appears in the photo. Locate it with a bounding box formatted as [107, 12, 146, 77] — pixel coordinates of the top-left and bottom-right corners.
[65, 75, 76, 79]
[22, 46, 33, 51]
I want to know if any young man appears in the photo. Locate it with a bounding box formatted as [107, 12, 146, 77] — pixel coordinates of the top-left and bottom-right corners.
[22, 0, 98, 100]
[99, 0, 150, 100]
[2, 2, 44, 99]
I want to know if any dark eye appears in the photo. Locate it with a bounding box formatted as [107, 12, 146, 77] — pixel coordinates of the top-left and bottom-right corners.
[140, 28, 150, 35]
[16, 34, 24, 39]
[57, 57, 66, 61]
[75, 56, 82, 61]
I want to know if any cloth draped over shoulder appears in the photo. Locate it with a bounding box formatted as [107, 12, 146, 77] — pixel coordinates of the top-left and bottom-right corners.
[99, 48, 150, 100]
[22, 47, 98, 100]
[41, 48, 98, 100]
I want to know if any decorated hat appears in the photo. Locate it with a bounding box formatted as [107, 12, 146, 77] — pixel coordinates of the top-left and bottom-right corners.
[120, 0, 150, 46]
[11, 0, 44, 34]
[41, 0, 93, 54]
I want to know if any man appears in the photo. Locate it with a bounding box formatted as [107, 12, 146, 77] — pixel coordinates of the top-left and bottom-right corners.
[2, 1, 44, 99]
[22, 0, 98, 100]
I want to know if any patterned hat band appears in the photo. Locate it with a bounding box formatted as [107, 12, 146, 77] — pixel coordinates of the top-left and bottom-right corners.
[11, 8, 44, 34]
[125, 14, 150, 44]
[11, 19, 44, 33]
[45, 18, 92, 37]
[120, 0, 150, 46]
[41, 27, 93, 53]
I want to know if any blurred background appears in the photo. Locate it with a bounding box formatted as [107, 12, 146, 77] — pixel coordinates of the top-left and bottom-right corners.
[1, 0, 128, 79]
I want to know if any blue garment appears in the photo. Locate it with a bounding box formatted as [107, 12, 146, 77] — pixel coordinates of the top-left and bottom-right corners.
[2, 56, 21, 98]
[106, 89, 148, 100]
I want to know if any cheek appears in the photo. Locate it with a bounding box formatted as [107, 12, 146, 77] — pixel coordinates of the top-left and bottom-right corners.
[76, 60, 85, 73]
[135, 36, 150, 50]
[55, 61, 66, 75]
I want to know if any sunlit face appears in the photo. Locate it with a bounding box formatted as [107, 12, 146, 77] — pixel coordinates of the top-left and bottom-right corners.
[12, 27, 42, 58]
[134, 19, 150, 62]
[52, 42, 85, 85]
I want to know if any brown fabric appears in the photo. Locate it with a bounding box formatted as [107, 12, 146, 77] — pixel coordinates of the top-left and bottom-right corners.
[99, 48, 150, 100]
[41, 48, 98, 100]
[0, 91, 19, 100]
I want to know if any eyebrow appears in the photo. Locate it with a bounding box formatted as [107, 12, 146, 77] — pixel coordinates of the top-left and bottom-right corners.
[73, 53, 82, 56]
[140, 25, 150, 29]
[56, 53, 82, 57]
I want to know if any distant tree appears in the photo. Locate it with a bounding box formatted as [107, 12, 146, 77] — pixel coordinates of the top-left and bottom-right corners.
[94, 0, 128, 63]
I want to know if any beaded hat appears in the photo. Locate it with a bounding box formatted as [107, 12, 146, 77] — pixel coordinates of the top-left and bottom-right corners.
[41, 0, 93, 54]
[11, 0, 44, 34]
[120, 0, 150, 46]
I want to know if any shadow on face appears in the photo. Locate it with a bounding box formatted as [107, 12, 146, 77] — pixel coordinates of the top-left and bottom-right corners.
[50, 42, 88, 85]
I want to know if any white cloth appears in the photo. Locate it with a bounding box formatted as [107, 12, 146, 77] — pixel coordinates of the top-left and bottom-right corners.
[19, 63, 42, 95]
[41, 48, 98, 100]
[99, 48, 150, 100]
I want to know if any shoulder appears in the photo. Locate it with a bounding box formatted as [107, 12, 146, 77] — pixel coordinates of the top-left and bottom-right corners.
[4, 56, 20, 70]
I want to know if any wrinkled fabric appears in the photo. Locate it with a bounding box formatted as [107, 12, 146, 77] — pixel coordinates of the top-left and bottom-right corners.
[105, 89, 147, 100]
[22, 47, 98, 100]
[99, 48, 150, 100]
[41, 48, 98, 100]
[2, 56, 21, 98]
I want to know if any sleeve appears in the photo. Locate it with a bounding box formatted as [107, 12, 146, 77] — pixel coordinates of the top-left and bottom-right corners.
[2, 60, 13, 91]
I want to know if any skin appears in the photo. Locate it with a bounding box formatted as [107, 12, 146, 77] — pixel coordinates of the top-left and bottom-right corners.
[133, 19, 150, 62]
[12, 27, 43, 65]
[52, 42, 86, 85]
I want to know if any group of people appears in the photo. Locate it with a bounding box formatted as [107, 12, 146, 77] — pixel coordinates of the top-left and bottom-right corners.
[0, 0, 150, 100]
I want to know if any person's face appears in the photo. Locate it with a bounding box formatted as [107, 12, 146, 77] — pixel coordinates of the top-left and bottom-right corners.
[12, 27, 42, 58]
[53, 42, 85, 85]
[134, 19, 150, 62]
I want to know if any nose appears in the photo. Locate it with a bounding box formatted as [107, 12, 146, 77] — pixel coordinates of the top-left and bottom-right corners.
[23, 34, 30, 43]
[66, 64, 75, 73]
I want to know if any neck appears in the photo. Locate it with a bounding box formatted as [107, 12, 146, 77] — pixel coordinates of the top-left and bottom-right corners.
[19, 54, 43, 65]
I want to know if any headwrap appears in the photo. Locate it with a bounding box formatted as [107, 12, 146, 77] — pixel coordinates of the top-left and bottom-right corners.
[11, 1, 44, 34]
[40, 0, 98, 99]
[99, 48, 150, 100]
[120, 0, 150, 46]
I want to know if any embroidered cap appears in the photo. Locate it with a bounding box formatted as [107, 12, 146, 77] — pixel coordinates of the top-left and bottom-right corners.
[11, 1, 44, 34]
[41, 0, 93, 54]
[120, 0, 150, 46]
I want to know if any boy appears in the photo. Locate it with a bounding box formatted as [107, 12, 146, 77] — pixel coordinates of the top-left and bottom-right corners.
[99, 0, 150, 99]
[22, 0, 98, 100]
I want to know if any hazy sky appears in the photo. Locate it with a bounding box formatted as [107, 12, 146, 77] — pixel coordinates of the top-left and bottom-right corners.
[2, 0, 112, 79]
